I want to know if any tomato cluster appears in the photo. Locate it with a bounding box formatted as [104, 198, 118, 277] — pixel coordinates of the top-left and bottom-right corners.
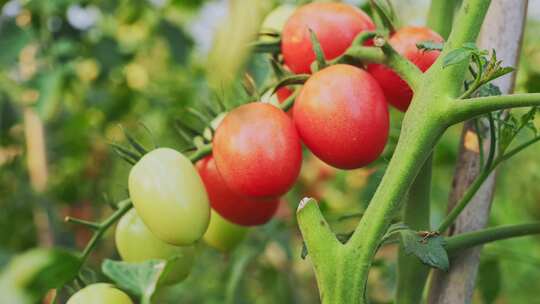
[76, 3, 444, 297]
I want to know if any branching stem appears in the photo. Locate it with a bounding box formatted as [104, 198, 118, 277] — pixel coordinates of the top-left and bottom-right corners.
[445, 223, 540, 254]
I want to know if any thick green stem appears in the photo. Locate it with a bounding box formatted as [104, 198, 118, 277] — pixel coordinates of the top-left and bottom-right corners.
[295, 1, 496, 302]
[297, 198, 361, 303]
[394, 1, 458, 302]
[376, 38, 423, 91]
[428, 0, 493, 98]
[395, 157, 432, 304]
[346, 110, 443, 299]
[449, 93, 540, 123]
[445, 223, 540, 254]
[427, 0, 456, 39]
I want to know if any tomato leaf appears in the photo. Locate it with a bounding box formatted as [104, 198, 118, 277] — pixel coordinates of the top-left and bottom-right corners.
[398, 230, 449, 271]
[0, 248, 80, 304]
[416, 41, 444, 52]
[102, 259, 166, 304]
[485, 66, 515, 83]
[443, 47, 473, 68]
[474, 83, 502, 98]
[250, 39, 281, 54]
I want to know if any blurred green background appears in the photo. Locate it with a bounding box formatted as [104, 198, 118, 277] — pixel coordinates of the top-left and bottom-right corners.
[0, 0, 539, 303]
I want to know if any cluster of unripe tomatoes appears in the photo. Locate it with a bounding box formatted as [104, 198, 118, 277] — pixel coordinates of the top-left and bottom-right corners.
[68, 2, 443, 302]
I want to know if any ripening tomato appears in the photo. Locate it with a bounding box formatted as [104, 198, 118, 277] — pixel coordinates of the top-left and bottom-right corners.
[197, 156, 279, 226]
[128, 148, 210, 246]
[213, 103, 302, 198]
[281, 2, 375, 74]
[115, 209, 195, 285]
[367, 26, 444, 111]
[203, 210, 249, 252]
[293, 64, 389, 169]
[67, 284, 133, 304]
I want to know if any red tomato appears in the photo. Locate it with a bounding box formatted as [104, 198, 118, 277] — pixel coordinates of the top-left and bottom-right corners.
[367, 26, 444, 111]
[213, 103, 302, 198]
[293, 64, 389, 169]
[281, 2, 375, 74]
[196, 156, 280, 226]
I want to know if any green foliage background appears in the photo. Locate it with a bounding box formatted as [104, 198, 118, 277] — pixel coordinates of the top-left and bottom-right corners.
[0, 0, 539, 303]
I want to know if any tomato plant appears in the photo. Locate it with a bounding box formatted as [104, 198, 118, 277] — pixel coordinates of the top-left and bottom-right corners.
[197, 156, 279, 226]
[368, 26, 444, 111]
[203, 210, 249, 252]
[281, 2, 375, 74]
[213, 102, 302, 198]
[66, 283, 133, 304]
[115, 209, 195, 285]
[128, 148, 210, 246]
[293, 64, 389, 169]
[4, 1, 540, 304]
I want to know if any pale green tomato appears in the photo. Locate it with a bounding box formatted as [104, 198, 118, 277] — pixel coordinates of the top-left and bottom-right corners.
[115, 209, 195, 285]
[203, 210, 248, 252]
[67, 283, 133, 304]
[128, 148, 210, 246]
[260, 4, 297, 38]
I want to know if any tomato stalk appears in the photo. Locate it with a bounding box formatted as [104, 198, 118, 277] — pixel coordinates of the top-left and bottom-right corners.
[445, 223, 540, 253]
[297, 1, 504, 302]
[449, 93, 540, 123]
[395, 2, 457, 301]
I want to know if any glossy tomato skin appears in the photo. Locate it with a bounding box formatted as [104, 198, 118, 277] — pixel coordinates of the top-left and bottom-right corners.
[115, 209, 195, 285]
[196, 156, 280, 226]
[67, 283, 133, 304]
[203, 210, 248, 252]
[282, 2, 375, 74]
[367, 26, 444, 111]
[213, 103, 302, 198]
[128, 148, 210, 246]
[293, 64, 389, 169]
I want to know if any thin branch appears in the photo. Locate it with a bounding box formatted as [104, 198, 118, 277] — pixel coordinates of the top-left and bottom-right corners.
[374, 36, 423, 91]
[445, 223, 540, 254]
[438, 134, 540, 233]
[80, 199, 133, 263]
[492, 136, 540, 167]
[65, 217, 101, 230]
[449, 93, 540, 124]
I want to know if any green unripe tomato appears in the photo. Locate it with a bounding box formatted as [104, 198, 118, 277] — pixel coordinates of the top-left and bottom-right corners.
[203, 210, 249, 252]
[66, 283, 133, 304]
[128, 148, 210, 246]
[115, 209, 195, 285]
[261, 4, 297, 37]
